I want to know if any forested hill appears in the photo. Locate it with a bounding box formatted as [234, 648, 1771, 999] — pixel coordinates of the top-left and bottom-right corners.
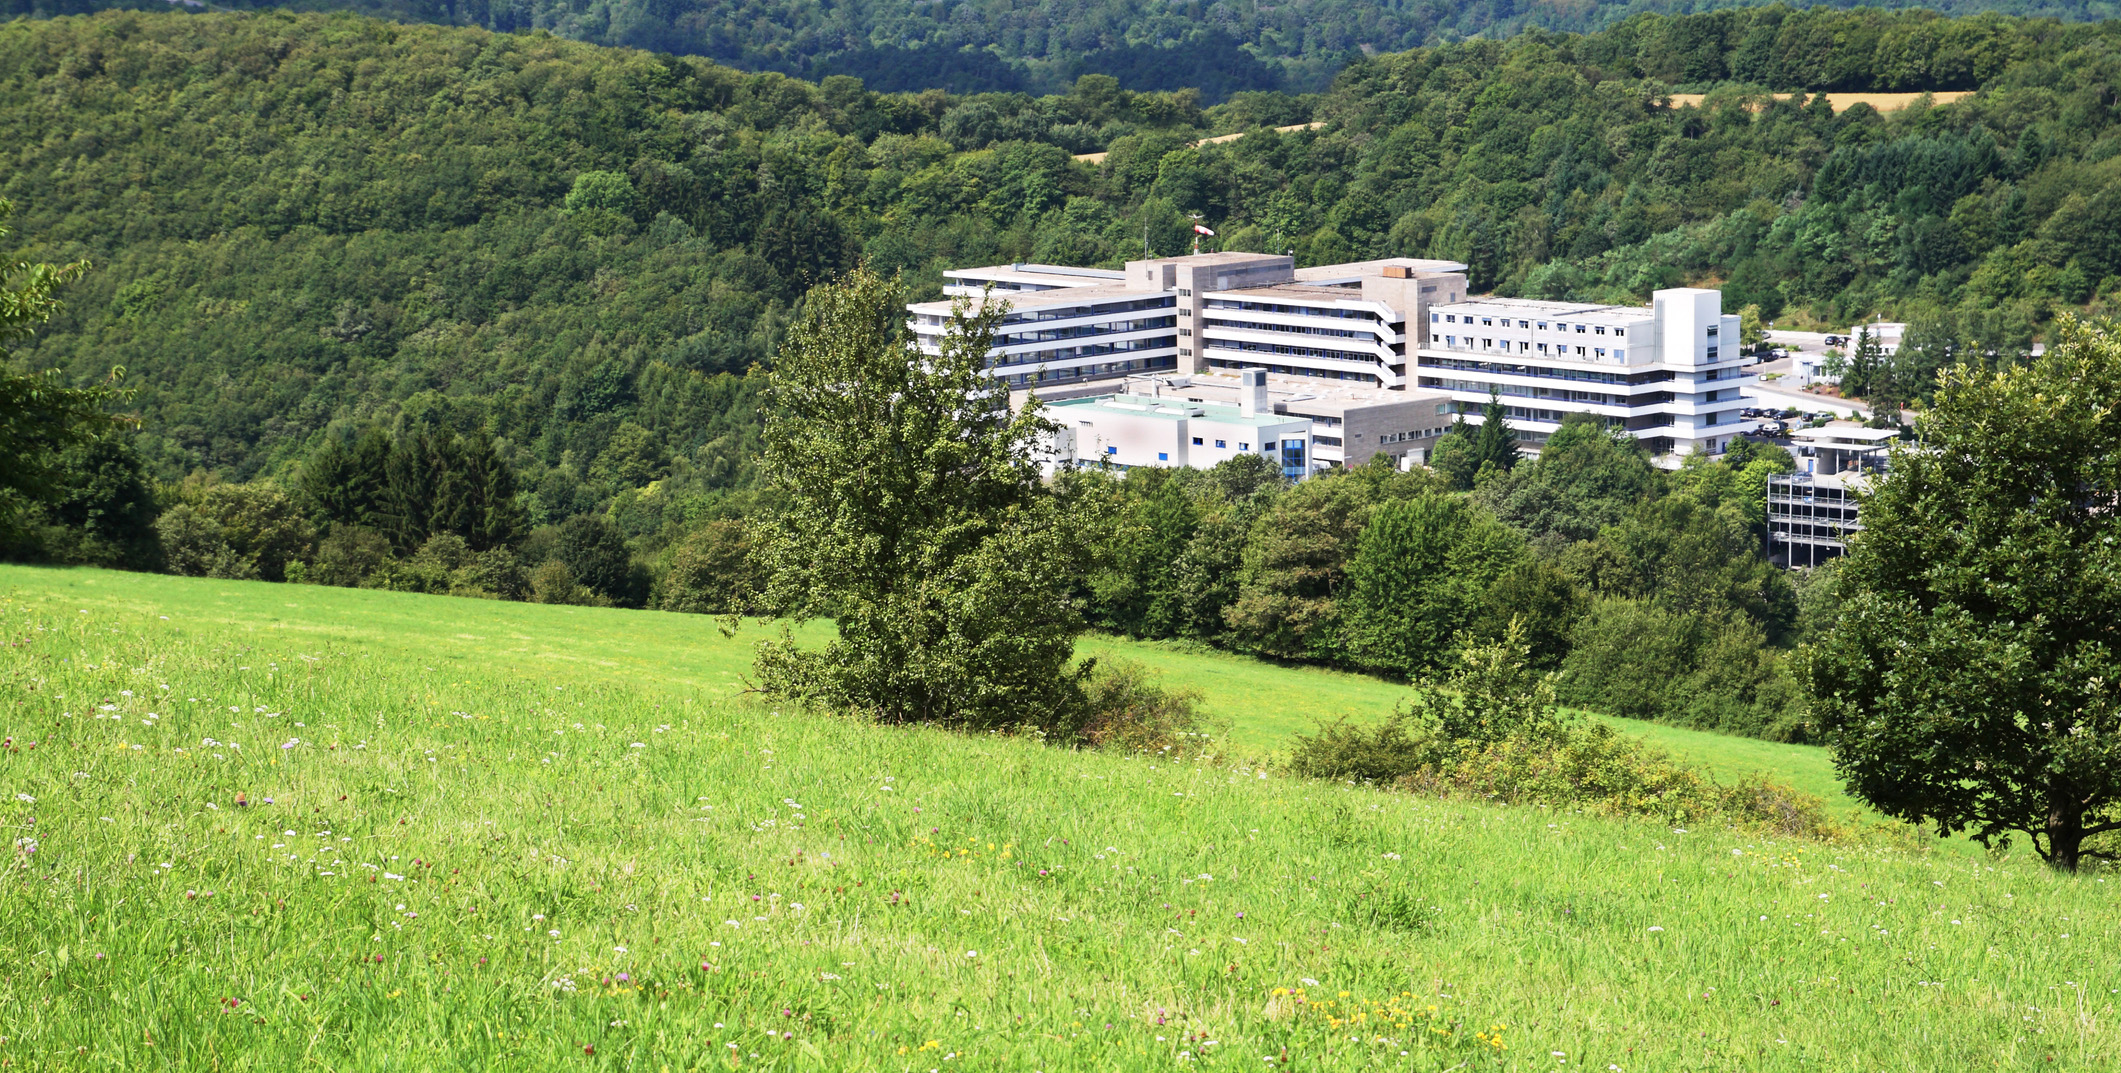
[6, 7, 2121, 491]
[12, 0, 2121, 96]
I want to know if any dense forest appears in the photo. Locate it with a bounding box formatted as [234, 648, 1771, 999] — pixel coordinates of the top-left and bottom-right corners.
[4, 7, 2120, 741]
[11, 0, 2121, 95]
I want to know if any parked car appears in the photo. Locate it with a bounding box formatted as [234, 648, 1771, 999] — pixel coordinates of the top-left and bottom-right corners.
[1823, 334, 1846, 346]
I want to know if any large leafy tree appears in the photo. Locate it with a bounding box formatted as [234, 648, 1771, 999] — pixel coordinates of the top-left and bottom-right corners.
[1340, 492, 1528, 677]
[750, 266, 1090, 731]
[1805, 319, 2121, 871]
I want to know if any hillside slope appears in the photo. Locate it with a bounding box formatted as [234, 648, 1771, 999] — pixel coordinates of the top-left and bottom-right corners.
[8, 10, 2121, 485]
[1, 563, 2113, 1069]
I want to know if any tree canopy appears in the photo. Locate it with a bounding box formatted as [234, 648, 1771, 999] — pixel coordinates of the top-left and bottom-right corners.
[1804, 318, 2121, 870]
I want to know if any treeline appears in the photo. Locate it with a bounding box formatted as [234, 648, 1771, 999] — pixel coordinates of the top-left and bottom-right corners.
[1075, 415, 1824, 741]
[3, 415, 762, 612]
[11, 0, 2115, 97]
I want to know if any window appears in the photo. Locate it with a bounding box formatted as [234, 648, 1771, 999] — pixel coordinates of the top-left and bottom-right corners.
[1482, 318, 1493, 326]
[1575, 346, 1586, 356]
[1537, 343, 1548, 353]
[1615, 348, 1626, 360]
[1445, 314, 1457, 323]
[1519, 341, 1530, 352]
[1519, 320, 1531, 328]
[1595, 326, 1606, 335]
[1158, 452, 1169, 461]
[1575, 325, 1587, 334]
[1430, 312, 1440, 322]
[1706, 347, 1719, 359]
[1614, 328, 1625, 337]
[1706, 326, 1719, 337]
[1537, 321, 1548, 330]
[1482, 339, 1493, 350]
[1446, 335, 1456, 346]
[1554, 322, 1565, 331]
[1595, 348, 1606, 358]
[1191, 436, 1203, 445]
[1238, 442, 1250, 451]
[1215, 439, 1226, 448]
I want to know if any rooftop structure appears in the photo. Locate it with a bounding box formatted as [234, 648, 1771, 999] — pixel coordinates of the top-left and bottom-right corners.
[1412, 288, 1757, 460]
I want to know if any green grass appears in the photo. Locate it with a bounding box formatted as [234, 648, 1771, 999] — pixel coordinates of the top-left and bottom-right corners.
[3, 565, 2113, 1070]
[8, 567, 1845, 799]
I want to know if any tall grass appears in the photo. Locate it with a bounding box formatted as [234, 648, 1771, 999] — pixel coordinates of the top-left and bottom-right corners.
[1, 567, 2115, 1070]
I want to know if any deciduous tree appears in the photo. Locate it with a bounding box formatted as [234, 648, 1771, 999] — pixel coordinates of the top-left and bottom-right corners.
[1805, 319, 2121, 871]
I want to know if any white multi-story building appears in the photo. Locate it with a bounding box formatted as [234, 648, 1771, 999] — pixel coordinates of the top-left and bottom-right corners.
[1412, 289, 1758, 458]
[910, 253, 1468, 392]
[916, 256, 1761, 462]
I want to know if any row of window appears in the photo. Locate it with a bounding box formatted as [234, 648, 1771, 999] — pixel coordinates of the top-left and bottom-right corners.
[1206, 339, 1379, 364]
[1204, 317, 1378, 341]
[1439, 336, 1624, 361]
[999, 296, 1175, 324]
[991, 336, 1175, 369]
[1205, 299, 1384, 321]
[1434, 312, 1630, 337]
[993, 316, 1175, 347]
[999, 355, 1177, 386]
[1203, 358, 1382, 384]
[1417, 356, 1677, 386]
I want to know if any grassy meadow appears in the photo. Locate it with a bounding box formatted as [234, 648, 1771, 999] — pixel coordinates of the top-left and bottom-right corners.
[1, 565, 2115, 1070]
[4, 566, 1855, 812]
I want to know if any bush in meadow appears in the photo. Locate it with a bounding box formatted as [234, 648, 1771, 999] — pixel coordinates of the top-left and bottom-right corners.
[1291, 629, 1836, 836]
[1075, 658, 1217, 754]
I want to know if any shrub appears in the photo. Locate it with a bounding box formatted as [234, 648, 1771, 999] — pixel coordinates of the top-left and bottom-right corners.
[553, 514, 648, 607]
[1075, 659, 1216, 754]
[657, 520, 755, 614]
[530, 560, 604, 606]
[309, 524, 392, 587]
[157, 481, 314, 581]
[452, 547, 528, 601]
[1289, 632, 1839, 838]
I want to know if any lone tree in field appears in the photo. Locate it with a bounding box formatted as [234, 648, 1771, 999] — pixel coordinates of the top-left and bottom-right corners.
[1804, 319, 2121, 871]
[749, 266, 1090, 731]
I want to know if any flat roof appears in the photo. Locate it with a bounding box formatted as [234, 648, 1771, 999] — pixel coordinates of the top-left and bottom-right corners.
[1294, 257, 1468, 281]
[943, 263, 1127, 287]
[1048, 392, 1299, 428]
[908, 283, 1166, 316]
[1436, 297, 1652, 322]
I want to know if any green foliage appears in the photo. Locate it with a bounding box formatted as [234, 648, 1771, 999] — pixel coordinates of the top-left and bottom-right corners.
[1340, 492, 1528, 677]
[656, 518, 756, 614]
[1291, 631, 1835, 835]
[1805, 319, 2121, 871]
[1074, 657, 1214, 753]
[1221, 473, 1369, 661]
[751, 267, 1088, 731]
[155, 479, 315, 582]
[551, 513, 648, 608]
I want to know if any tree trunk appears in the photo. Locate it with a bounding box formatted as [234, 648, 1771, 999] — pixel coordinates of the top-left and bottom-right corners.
[2047, 807, 2084, 872]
